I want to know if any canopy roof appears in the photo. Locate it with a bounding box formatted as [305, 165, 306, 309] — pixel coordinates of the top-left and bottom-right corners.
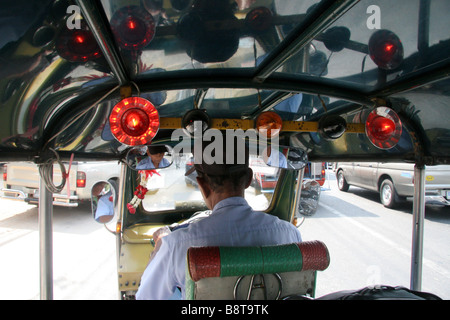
[0, 0, 449, 164]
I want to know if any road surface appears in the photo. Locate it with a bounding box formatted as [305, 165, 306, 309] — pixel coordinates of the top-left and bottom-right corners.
[0, 201, 117, 300]
[0, 170, 449, 299]
[302, 171, 450, 299]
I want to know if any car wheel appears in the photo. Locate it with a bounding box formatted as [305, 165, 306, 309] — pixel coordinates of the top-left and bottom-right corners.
[379, 179, 398, 208]
[298, 180, 321, 216]
[337, 170, 349, 191]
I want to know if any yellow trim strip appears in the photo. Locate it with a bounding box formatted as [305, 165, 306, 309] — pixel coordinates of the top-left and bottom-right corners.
[282, 121, 318, 132]
[345, 123, 366, 133]
[159, 117, 182, 129]
[159, 118, 365, 133]
[211, 119, 254, 130]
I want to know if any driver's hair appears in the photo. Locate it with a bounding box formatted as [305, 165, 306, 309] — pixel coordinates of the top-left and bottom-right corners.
[196, 168, 252, 194]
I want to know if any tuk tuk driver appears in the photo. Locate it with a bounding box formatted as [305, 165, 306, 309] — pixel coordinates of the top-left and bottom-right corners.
[136, 138, 302, 300]
[136, 145, 170, 170]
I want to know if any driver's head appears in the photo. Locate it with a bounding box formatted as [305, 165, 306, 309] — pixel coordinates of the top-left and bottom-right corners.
[188, 135, 252, 206]
[92, 182, 107, 197]
[147, 145, 167, 166]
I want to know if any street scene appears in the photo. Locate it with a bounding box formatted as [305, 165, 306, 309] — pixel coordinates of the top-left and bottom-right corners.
[1, 169, 449, 300]
[303, 171, 450, 299]
[0, 0, 449, 304]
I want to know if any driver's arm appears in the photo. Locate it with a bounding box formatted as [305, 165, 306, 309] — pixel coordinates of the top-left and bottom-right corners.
[136, 237, 178, 300]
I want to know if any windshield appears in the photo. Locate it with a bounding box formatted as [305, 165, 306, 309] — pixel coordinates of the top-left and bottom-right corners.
[141, 153, 280, 213]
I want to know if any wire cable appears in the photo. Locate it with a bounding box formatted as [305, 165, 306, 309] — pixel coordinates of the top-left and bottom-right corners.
[44, 85, 120, 149]
[39, 85, 119, 192]
[38, 148, 67, 193]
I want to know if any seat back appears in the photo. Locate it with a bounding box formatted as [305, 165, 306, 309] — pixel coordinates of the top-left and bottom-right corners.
[185, 240, 330, 300]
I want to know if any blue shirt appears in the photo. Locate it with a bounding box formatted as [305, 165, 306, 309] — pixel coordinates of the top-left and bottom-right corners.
[94, 191, 113, 222]
[136, 197, 302, 300]
[266, 149, 287, 168]
[136, 157, 170, 170]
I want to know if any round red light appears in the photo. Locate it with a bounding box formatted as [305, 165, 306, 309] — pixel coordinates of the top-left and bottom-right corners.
[365, 107, 402, 149]
[245, 7, 273, 32]
[109, 97, 160, 146]
[121, 108, 150, 137]
[127, 19, 137, 30]
[384, 43, 394, 53]
[56, 22, 102, 62]
[110, 6, 155, 50]
[75, 35, 85, 44]
[370, 116, 395, 140]
[368, 30, 403, 70]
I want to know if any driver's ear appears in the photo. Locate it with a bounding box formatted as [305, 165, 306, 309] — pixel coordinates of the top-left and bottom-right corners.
[245, 168, 253, 189]
[196, 176, 211, 198]
[196, 176, 213, 209]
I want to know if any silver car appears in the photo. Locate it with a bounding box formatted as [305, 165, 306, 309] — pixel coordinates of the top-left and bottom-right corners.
[336, 162, 450, 208]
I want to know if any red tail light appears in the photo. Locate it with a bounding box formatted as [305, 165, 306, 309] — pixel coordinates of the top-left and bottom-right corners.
[2, 165, 6, 181]
[365, 107, 402, 149]
[109, 97, 160, 146]
[76, 171, 86, 188]
[318, 162, 326, 186]
[368, 30, 403, 70]
[56, 21, 102, 62]
[110, 6, 155, 50]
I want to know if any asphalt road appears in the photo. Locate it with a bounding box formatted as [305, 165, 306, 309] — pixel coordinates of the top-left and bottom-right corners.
[0, 170, 449, 300]
[302, 171, 450, 299]
[0, 200, 117, 300]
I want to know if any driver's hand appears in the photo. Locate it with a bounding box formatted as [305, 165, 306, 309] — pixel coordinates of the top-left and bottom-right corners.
[148, 226, 171, 263]
[153, 226, 171, 245]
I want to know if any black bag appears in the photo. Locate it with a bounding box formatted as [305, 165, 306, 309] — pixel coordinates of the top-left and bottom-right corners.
[316, 285, 442, 300]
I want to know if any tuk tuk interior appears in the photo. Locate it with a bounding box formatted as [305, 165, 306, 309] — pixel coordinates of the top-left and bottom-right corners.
[0, 0, 449, 300]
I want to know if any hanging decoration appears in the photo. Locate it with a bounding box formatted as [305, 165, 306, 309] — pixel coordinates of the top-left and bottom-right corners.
[127, 169, 160, 214]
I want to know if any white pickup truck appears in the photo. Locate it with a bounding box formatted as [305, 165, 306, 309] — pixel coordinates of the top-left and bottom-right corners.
[1, 161, 121, 207]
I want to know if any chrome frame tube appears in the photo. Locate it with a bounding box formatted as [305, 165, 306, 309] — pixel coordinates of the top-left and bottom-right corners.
[291, 169, 305, 224]
[410, 164, 426, 291]
[76, 0, 129, 85]
[39, 166, 54, 300]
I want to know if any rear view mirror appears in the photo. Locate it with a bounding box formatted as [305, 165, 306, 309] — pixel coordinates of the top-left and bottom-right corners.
[126, 145, 173, 171]
[260, 146, 308, 170]
[91, 180, 117, 224]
